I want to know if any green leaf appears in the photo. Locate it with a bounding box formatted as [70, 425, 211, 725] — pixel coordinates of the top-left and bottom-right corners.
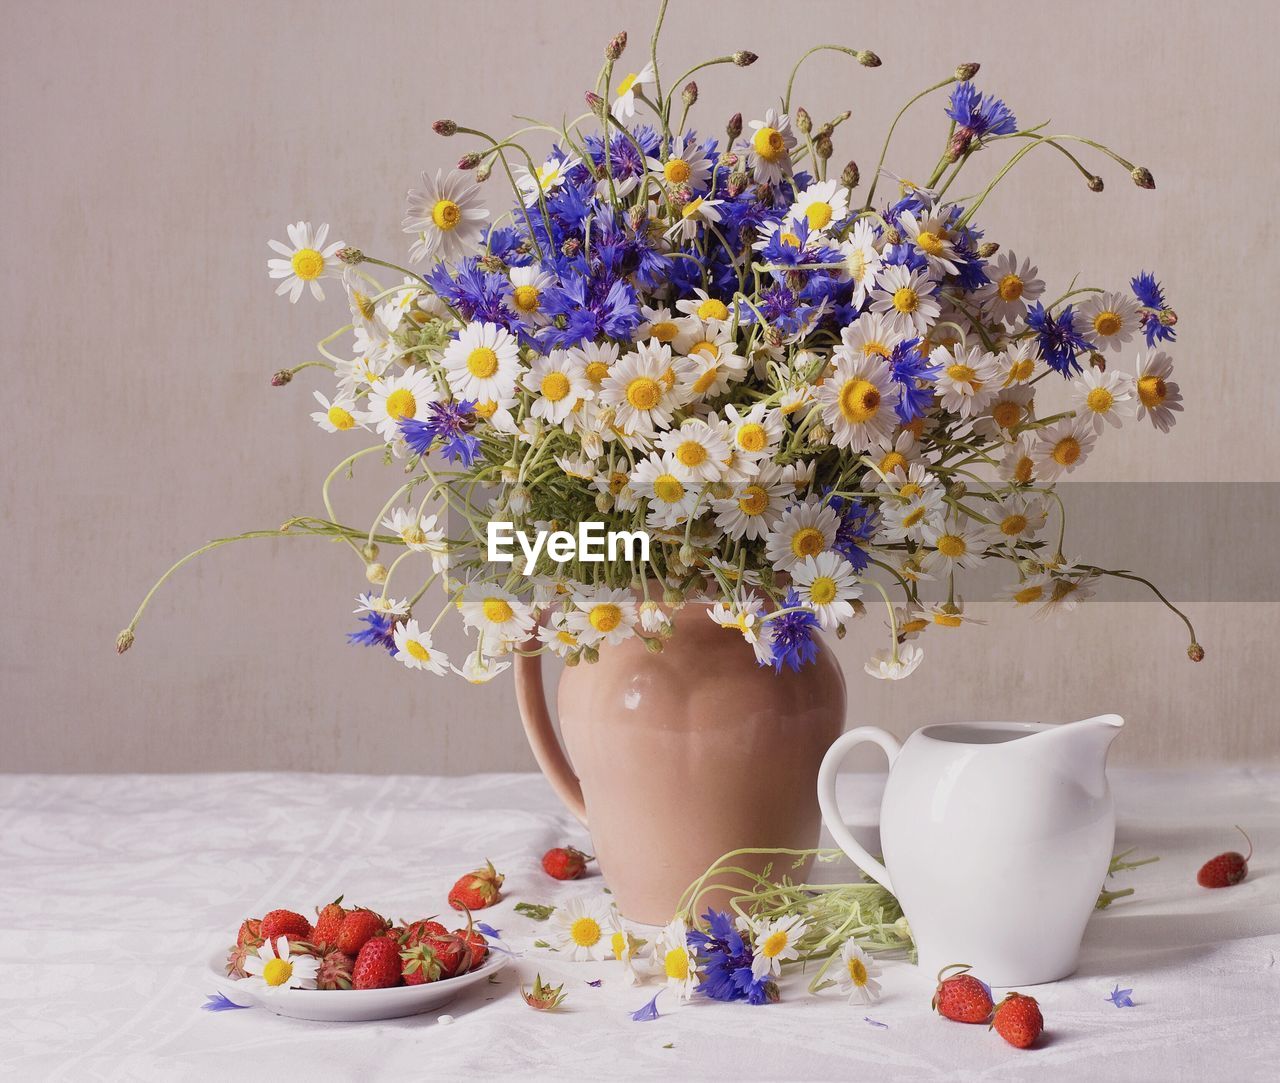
[515, 902, 556, 921]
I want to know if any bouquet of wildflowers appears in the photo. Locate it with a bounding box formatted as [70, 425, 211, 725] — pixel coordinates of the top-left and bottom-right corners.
[120, 2, 1201, 679]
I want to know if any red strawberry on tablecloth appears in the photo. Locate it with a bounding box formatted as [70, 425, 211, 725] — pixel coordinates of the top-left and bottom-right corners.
[991, 992, 1044, 1049]
[1197, 826, 1253, 888]
[932, 964, 993, 1024]
[541, 846, 592, 881]
[448, 860, 504, 910]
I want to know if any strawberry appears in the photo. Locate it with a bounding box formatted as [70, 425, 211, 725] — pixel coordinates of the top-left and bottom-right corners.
[261, 909, 312, 943]
[991, 992, 1044, 1049]
[422, 930, 471, 978]
[396, 918, 448, 948]
[236, 918, 264, 947]
[313, 946, 355, 990]
[541, 846, 592, 881]
[352, 935, 402, 990]
[400, 944, 444, 986]
[454, 926, 489, 969]
[336, 908, 390, 955]
[1197, 826, 1252, 888]
[932, 964, 993, 1024]
[448, 860, 504, 910]
[310, 897, 347, 947]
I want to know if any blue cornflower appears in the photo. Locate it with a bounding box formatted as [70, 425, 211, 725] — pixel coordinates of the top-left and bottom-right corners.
[347, 612, 397, 654]
[1025, 301, 1092, 376]
[1107, 985, 1135, 1008]
[399, 399, 480, 466]
[540, 271, 641, 347]
[889, 338, 941, 423]
[768, 590, 821, 672]
[629, 991, 662, 1020]
[202, 992, 249, 1012]
[946, 82, 1018, 140]
[827, 496, 879, 572]
[1130, 271, 1176, 346]
[687, 910, 776, 1005]
[426, 260, 511, 326]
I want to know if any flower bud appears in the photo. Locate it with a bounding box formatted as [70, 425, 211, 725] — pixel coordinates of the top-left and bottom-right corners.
[583, 645, 600, 664]
[432, 119, 457, 137]
[807, 423, 830, 447]
[795, 107, 812, 135]
[835, 623, 846, 639]
[509, 486, 532, 515]
[851, 599, 867, 617]
[270, 369, 293, 387]
[1158, 308, 1178, 328]
[840, 160, 860, 189]
[977, 241, 999, 258]
[947, 128, 974, 161]
[645, 636, 664, 654]
[857, 50, 881, 67]
[726, 170, 750, 197]
[365, 562, 388, 584]
[708, 481, 732, 501]
[595, 492, 612, 514]
[477, 254, 506, 274]
[814, 134, 833, 160]
[678, 543, 696, 565]
[947, 480, 967, 499]
[565, 650, 581, 667]
[733, 50, 758, 67]
[606, 31, 627, 61]
[1087, 174, 1105, 192]
[585, 92, 607, 119]
[458, 152, 482, 170]
[883, 226, 902, 245]
[662, 586, 684, 607]
[682, 81, 698, 107]
[336, 246, 364, 265]
[1131, 166, 1155, 189]
[1188, 642, 1205, 662]
[955, 62, 980, 80]
[475, 164, 492, 182]
[726, 112, 743, 141]
[561, 237, 581, 258]
[1089, 351, 1106, 371]
[115, 629, 135, 654]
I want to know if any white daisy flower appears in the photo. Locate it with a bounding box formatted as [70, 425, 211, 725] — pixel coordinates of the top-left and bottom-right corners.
[923, 600, 987, 629]
[242, 937, 320, 995]
[402, 168, 488, 265]
[864, 642, 924, 680]
[593, 466, 640, 512]
[834, 940, 882, 1005]
[674, 289, 733, 328]
[973, 384, 1035, 442]
[267, 221, 344, 303]
[336, 352, 392, 398]
[666, 195, 724, 242]
[393, 619, 449, 674]
[792, 551, 862, 631]
[382, 508, 448, 570]
[1075, 290, 1142, 352]
[653, 917, 698, 1001]
[741, 108, 796, 184]
[600, 340, 678, 436]
[749, 914, 809, 980]
[505, 265, 555, 325]
[472, 394, 519, 434]
[897, 207, 959, 275]
[342, 267, 392, 337]
[996, 573, 1053, 609]
[638, 599, 670, 635]
[713, 464, 791, 541]
[658, 419, 730, 483]
[1033, 417, 1097, 480]
[781, 459, 816, 494]
[990, 495, 1048, 545]
[634, 305, 683, 347]
[442, 321, 522, 403]
[353, 592, 410, 617]
[839, 310, 904, 363]
[567, 587, 638, 648]
[839, 219, 883, 307]
[362, 367, 439, 442]
[610, 919, 648, 987]
[630, 452, 702, 529]
[1000, 434, 1039, 486]
[451, 649, 510, 683]
[920, 519, 994, 574]
[537, 611, 581, 657]
[980, 251, 1044, 324]
[778, 383, 816, 418]
[932, 344, 999, 419]
[457, 584, 535, 641]
[880, 488, 945, 545]
[868, 431, 922, 478]
[894, 605, 929, 640]
[675, 339, 749, 401]
[522, 350, 593, 425]
[1071, 367, 1135, 430]
[869, 263, 941, 336]
[647, 135, 712, 190]
[996, 339, 1041, 385]
[612, 62, 656, 120]
[514, 155, 580, 208]
[550, 895, 614, 961]
[816, 352, 900, 451]
[707, 590, 774, 665]
[764, 496, 840, 572]
[310, 390, 364, 434]
[788, 180, 851, 234]
[1134, 349, 1183, 432]
[570, 339, 621, 395]
[722, 402, 785, 462]
[1035, 569, 1099, 622]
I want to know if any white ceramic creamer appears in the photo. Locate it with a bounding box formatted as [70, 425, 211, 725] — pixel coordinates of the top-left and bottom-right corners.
[817, 715, 1124, 986]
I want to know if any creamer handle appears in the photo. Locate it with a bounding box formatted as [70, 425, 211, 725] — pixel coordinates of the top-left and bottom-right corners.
[514, 637, 588, 826]
[816, 727, 901, 893]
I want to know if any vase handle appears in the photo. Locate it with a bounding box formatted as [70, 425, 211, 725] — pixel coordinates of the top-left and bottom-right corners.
[816, 727, 900, 894]
[514, 638, 588, 826]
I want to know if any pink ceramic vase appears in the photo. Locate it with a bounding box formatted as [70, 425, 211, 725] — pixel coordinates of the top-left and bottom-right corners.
[515, 600, 846, 924]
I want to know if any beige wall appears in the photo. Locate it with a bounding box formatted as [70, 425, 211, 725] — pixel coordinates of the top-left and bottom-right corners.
[4, 0, 1277, 773]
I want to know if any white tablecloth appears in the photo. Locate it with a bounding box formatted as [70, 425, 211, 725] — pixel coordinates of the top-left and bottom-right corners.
[2, 769, 1277, 1081]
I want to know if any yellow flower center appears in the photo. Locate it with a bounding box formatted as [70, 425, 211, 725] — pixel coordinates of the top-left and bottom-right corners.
[654, 474, 686, 503]
[935, 611, 964, 628]
[611, 931, 627, 959]
[997, 274, 1024, 302]
[780, 231, 802, 248]
[1013, 584, 1045, 604]
[405, 639, 431, 662]
[736, 422, 768, 452]
[664, 158, 691, 183]
[1006, 357, 1035, 383]
[681, 197, 705, 220]
[879, 451, 907, 474]
[690, 340, 720, 359]
[847, 957, 868, 985]
[738, 485, 769, 515]
[1138, 374, 1167, 407]
[692, 367, 719, 395]
[1053, 437, 1081, 466]
[584, 360, 610, 386]
[403, 526, 427, 546]
[385, 388, 417, 420]
[861, 340, 891, 359]
[616, 73, 639, 96]
[290, 248, 325, 280]
[791, 527, 826, 558]
[901, 506, 926, 529]
[541, 371, 571, 402]
[474, 400, 498, 419]
[556, 629, 578, 646]
[936, 533, 967, 558]
[901, 617, 928, 634]
[1086, 386, 1114, 414]
[482, 597, 514, 624]
[899, 482, 923, 500]
[467, 347, 499, 379]
[805, 201, 833, 230]
[1092, 311, 1122, 337]
[626, 376, 662, 411]
[991, 400, 1021, 429]
[1052, 580, 1079, 602]
[589, 603, 623, 633]
[512, 285, 540, 312]
[839, 378, 881, 424]
[761, 930, 789, 958]
[327, 405, 355, 430]
[650, 320, 679, 342]
[676, 440, 708, 467]
[664, 947, 690, 981]
[432, 199, 461, 230]
[352, 289, 376, 320]
[947, 363, 979, 389]
[809, 576, 837, 605]
[262, 958, 294, 987]
[915, 230, 944, 256]
[892, 287, 920, 314]
[570, 916, 602, 947]
[1001, 513, 1028, 537]
[697, 298, 729, 321]
[752, 126, 786, 162]
[1013, 455, 1034, 484]
[847, 248, 869, 280]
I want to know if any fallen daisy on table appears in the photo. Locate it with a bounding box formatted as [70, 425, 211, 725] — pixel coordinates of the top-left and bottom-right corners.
[549, 895, 614, 961]
[834, 940, 883, 1005]
[241, 937, 320, 995]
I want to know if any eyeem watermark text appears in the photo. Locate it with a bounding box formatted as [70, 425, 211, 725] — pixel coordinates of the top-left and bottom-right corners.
[487, 521, 650, 574]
